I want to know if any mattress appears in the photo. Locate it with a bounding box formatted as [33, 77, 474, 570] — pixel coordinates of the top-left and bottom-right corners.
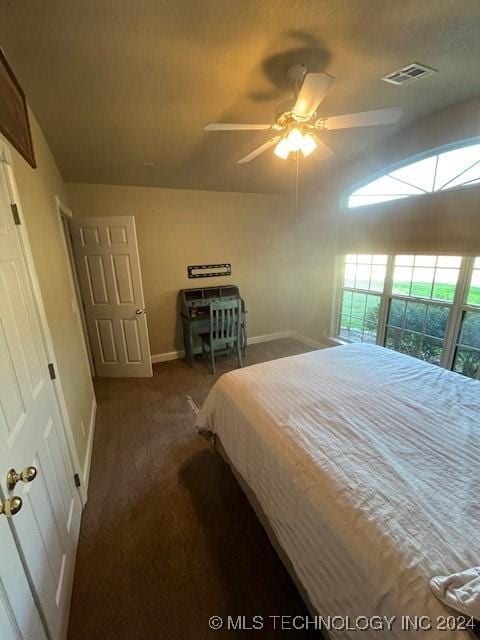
[196, 343, 480, 638]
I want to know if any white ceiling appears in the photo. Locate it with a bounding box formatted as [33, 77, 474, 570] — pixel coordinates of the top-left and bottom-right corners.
[1, 0, 480, 194]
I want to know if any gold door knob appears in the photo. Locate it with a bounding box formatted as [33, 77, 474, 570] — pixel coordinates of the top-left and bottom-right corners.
[0, 496, 23, 517]
[7, 466, 38, 491]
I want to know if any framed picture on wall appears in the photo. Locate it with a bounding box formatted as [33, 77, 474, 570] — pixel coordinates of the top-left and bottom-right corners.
[0, 49, 36, 168]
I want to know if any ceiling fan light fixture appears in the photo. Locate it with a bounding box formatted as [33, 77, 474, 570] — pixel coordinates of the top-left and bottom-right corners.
[300, 133, 318, 157]
[274, 137, 291, 159]
[286, 127, 304, 151]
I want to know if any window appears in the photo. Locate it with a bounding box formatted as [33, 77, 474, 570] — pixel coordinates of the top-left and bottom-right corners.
[339, 255, 386, 343]
[347, 141, 480, 208]
[335, 254, 480, 380]
[384, 255, 461, 366]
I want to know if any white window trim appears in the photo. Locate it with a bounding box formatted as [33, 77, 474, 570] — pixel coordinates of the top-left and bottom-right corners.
[332, 254, 479, 375]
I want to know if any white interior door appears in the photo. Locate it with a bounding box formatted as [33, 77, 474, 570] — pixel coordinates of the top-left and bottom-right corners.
[0, 163, 82, 639]
[70, 216, 152, 377]
[0, 515, 47, 640]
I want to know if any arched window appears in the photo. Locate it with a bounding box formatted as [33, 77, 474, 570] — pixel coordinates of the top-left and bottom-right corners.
[347, 140, 480, 208]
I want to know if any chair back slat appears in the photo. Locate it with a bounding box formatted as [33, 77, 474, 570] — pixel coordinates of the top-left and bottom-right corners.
[210, 297, 241, 343]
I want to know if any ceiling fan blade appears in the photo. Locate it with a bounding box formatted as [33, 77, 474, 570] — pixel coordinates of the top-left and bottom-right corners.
[293, 73, 335, 120]
[204, 123, 272, 131]
[320, 107, 403, 130]
[237, 138, 280, 164]
[311, 135, 334, 161]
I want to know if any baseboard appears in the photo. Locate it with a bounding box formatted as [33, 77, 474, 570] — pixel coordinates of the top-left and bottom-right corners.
[289, 331, 327, 349]
[81, 395, 97, 500]
[246, 330, 292, 345]
[151, 331, 293, 364]
[151, 349, 185, 363]
[324, 336, 348, 347]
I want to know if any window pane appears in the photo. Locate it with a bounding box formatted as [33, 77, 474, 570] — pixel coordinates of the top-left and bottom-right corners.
[453, 348, 480, 380]
[392, 255, 460, 301]
[370, 265, 386, 291]
[385, 327, 402, 350]
[396, 255, 414, 266]
[398, 331, 422, 358]
[425, 306, 448, 338]
[389, 156, 436, 192]
[351, 292, 367, 315]
[392, 266, 413, 295]
[440, 160, 480, 191]
[459, 312, 480, 349]
[341, 290, 353, 315]
[437, 256, 462, 268]
[357, 254, 372, 264]
[414, 255, 436, 267]
[344, 264, 356, 288]
[363, 322, 377, 344]
[405, 301, 426, 332]
[354, 174, 425, 196]
[421, 337, 443, 365]
[432, 268, 459, 301]
[434, 144, 480, 190]
[389, 299, 406, 327]
[467, 264, 480, 306]
[338, 274, 381, 344]
[348, 194, 408, 208]
[342, 255, 386, 293]
[355, 264, 371, 289]
[386, 297, 449, 367]
[410, 267, 434, 298]
[340, 315, 351, 340]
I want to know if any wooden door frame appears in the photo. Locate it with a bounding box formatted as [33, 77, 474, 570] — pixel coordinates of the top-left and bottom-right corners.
[0, 139, 91, 506]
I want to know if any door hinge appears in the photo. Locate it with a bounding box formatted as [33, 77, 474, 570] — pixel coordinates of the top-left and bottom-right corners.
[73, 473, 81, 488]
[11, 203, 21, 225]
[48, 363, 56, 380]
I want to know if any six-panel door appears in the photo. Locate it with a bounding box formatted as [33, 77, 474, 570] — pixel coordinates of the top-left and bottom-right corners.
[70, 216, 152, 377]
[0, 162, 82, 639]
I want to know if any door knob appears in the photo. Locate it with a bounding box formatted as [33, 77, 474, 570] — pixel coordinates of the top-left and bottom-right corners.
[135, 308, 146, 315]
[0, 496, 22, 517]
[7, 466, 37, 491]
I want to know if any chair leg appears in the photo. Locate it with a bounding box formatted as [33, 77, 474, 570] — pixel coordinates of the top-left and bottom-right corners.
[236, 339, 243, 368]
[210, 343, 216, 375]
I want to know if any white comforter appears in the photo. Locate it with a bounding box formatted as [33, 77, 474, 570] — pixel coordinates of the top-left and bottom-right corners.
[196, 344, 480, 638]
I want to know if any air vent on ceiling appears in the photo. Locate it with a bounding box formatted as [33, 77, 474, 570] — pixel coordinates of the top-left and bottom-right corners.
[382, 63, 437, 86]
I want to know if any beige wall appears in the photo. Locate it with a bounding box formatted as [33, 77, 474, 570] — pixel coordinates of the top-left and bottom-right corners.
[67, 183, 297, 355]
[294, 99, 480, 343]
[3, 114, 95, 473]
[336, 99, 480, 254]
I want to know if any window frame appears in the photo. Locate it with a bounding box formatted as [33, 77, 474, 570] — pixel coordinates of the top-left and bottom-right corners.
[342, 136, 480, 210]
[333, 254, 479, 377]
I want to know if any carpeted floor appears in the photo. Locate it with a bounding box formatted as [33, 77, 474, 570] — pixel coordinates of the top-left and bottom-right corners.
[67, 338, 323, 640]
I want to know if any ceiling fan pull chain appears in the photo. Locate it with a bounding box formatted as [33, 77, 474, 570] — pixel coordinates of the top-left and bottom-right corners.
[295, 151, 300, 221]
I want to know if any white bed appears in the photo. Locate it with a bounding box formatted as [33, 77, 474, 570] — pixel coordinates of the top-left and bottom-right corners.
[196, 343, 480, 638]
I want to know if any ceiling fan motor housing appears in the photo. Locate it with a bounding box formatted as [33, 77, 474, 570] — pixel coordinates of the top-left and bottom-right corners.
[286, 64, 308, 85]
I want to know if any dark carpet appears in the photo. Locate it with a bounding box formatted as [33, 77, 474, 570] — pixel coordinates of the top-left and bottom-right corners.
[67, 339, 324, 640]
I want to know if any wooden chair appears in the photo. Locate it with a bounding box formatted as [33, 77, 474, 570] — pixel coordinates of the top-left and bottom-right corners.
[201, 297, 243, 374]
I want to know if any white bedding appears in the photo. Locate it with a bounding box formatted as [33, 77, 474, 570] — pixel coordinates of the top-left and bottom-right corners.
[196, 344, 480, 638]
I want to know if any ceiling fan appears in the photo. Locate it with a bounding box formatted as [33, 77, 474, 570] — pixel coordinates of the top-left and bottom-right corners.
[204, 65, 403, 164]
